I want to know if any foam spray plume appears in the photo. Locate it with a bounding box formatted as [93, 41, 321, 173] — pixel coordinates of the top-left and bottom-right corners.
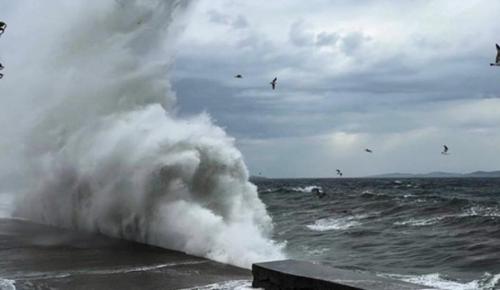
[4, 0, 284, 268]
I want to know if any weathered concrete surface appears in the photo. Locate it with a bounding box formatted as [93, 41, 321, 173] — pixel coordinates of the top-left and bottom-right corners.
[0, 218, 251, 290]
[252, 260, 432, 290]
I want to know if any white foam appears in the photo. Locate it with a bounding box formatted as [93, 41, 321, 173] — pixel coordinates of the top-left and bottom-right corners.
[6, 0, 284, 269]
[297, 244, 330, 257]
[0, 279, 15, 290]
[288, 185, 323, 193]
[394, 216, 445, 227]
[460, 206, 500, 218]
[178, 280, 258, 290]
[384, 272, 500, 290]
[307, 216, 361, 231]
[395, 206, 500, 227]
[257, 188, 277, 194]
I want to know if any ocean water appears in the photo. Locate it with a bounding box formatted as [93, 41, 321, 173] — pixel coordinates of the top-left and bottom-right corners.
[255, 178, 500, 290]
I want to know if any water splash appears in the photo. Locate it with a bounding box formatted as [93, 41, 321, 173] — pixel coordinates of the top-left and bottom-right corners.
[4, 0, 284, 268]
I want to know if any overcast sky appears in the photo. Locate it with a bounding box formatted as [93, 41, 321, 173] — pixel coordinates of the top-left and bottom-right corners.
[170, 0, 500, 178]
[2, 1, 500, 179]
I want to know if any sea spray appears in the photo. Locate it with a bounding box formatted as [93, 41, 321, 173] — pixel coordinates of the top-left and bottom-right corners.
[4, 0, 284, 268]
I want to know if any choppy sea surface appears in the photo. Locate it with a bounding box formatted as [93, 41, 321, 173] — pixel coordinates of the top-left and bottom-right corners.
[255, 178, 500, 290]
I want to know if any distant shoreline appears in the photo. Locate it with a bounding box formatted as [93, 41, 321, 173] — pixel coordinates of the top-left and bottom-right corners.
[251, 170, 500, 180]
[366, 170, 500, 178]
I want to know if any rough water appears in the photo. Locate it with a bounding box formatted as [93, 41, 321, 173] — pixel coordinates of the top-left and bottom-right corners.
[256, 178, 500, 290]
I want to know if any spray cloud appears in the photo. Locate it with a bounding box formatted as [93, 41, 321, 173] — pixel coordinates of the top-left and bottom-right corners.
[0, 0, 284, 268]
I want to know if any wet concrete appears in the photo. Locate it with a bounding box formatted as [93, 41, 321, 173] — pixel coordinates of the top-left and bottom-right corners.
[252, 260, 432, 290]
[0, 218, 251, 290]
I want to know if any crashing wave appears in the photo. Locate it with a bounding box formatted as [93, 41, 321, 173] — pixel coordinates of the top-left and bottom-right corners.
[7, 0, 284, 268]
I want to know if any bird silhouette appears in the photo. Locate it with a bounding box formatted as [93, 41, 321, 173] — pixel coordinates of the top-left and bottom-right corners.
[490, 44, 500, 66]
[270, 77, 277, 90]
[441, 144, 449, 155]
[0, 21, 6, 36]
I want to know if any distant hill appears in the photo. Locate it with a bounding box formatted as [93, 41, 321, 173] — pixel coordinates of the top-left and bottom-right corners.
[367, 170, 500, 178]
[466, 171, 500, 177]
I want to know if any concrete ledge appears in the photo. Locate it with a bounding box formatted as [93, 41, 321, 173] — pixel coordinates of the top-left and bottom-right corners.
[252, 260, 432, 290]
[0, 218, 251, 290]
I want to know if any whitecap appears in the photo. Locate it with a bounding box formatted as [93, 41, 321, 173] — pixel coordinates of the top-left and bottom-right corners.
[288, 185, 323, 193]
[460, 206, 500, 218]
[307, 217, 361, 231]
[396, 206, 500, 227]
[178, 280, 258, 290]
[0, 279, 15, 290]
[383, 272, 500, 290]
[394, 216, 445, 227]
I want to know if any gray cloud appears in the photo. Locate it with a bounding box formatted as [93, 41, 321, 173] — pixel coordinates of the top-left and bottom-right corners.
[339, 32, 370, 55]
[316, 31, 339, 47]
[232, 15, 249, 29]
[207, 9, 231, 25]
[207, 9, 248, 29]
[289, 19, 315, 47]
[3, 0, 500, 178]
[174, 0, 500, 176]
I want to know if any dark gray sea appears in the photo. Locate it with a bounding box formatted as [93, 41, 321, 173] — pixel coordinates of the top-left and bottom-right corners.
[255, 178, 500, 290]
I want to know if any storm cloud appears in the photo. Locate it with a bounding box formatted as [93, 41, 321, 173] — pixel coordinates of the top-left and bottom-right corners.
[174, 0, 500, 177]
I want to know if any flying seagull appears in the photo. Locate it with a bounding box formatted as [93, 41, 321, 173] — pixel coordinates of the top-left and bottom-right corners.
[365, 148, 373, 153]
[441, 144, 449, 155]
[0, 21, 6, 36]
[234, 74, 243, 78]
[0, 63, 3, 79]
[490, 44, 500, 66]
[270, 77, 277, 90]
[336, 169, 343, 177]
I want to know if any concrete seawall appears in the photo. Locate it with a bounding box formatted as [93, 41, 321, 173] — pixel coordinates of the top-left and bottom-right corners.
[252, 260, 432, 290]
[0, 218, 251, 290]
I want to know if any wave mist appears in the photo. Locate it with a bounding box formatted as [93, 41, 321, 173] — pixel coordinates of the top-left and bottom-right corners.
[3, 0, 284, 268]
